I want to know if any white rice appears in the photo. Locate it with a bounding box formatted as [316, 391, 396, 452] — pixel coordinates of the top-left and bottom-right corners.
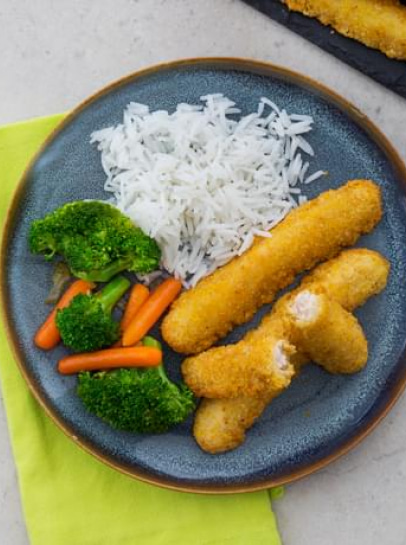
[91, 94, 325, 287]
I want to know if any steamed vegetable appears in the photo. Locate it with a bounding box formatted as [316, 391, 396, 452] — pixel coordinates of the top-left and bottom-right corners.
[29, 201, 161, 282]
[35, 279, 95, 350]
[59, 346, 162, 374]
[45, 262, 72, 304]
[122, 278, 182, 346]
[77, 337, 195, 433]
[120, 283, 150, 331]
[56, 275, 130, 352]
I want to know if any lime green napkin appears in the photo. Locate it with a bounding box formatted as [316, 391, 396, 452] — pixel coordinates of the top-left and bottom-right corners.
[0, 115, 282, 545]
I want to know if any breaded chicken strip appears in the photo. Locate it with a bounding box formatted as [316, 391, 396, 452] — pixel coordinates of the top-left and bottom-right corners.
[183, 336, 296, 398]
[195, 396, 278, 455]
[194, 248, 389, 453]
[284, 0, 406, 60]
[187, 288, 368, 402]
[288, 290, 368, 374]
[298, 248, 390, 312]
[162, 180, 382, 354]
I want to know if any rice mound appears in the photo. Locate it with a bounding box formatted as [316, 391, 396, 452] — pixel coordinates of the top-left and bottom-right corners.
[91, 94, 324, 287]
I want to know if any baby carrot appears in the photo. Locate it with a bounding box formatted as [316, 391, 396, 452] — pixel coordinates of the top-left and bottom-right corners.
[122, 278, 182, 347]
[34, 279, 95, 350]
[120, 284, 150, 331]
[58, 346, 162, 374]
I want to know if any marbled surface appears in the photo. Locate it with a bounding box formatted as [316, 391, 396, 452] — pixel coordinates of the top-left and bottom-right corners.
[1, 1, 406, 544]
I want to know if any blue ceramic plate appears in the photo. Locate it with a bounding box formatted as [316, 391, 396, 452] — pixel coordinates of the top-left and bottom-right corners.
[2, 59, 406, 493]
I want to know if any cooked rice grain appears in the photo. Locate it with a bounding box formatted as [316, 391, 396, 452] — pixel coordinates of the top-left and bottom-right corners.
[91, 95, 324, 286]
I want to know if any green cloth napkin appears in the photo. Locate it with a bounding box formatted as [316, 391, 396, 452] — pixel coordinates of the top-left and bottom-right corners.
[0, 115, 282, 545]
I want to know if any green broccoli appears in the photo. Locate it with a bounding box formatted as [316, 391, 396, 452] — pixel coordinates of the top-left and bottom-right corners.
[77, 337, 195, 433]
[56, 275, 130, 352]
[29, 201, 161, 282]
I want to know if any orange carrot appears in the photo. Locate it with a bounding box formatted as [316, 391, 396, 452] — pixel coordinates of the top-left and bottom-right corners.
[122, 278, 182, 347]
[120, 284, 150, 331]
[34, 280, 95, 350]
[58, 346, 162, 374]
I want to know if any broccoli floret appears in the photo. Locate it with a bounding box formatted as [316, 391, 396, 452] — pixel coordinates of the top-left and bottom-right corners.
[29, 201, 161, 282]
[77, 337, 195, 433]
[56, 275, 130, 352]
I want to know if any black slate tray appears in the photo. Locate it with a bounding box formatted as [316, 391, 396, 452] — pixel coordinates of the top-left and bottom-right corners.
[243, 0, 406, 99]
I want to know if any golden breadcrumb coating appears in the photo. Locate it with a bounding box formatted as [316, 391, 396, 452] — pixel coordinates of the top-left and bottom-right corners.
[288, 290, 368, 374]
[299, 247, 390, 312]
[182, 336, 295, 398]
[194, 396, 278, 454]
[284, 0, 406, 60]
[187, 256, 374, 400]
[162, 180, 382, 354]
[194, 248, 389, 453]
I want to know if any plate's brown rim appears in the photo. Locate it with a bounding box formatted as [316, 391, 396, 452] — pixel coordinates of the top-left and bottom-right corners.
[2, 56, 406, 495]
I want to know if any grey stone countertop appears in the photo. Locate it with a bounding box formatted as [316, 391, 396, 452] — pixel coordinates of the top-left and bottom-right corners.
[1, 1, 406, 544]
